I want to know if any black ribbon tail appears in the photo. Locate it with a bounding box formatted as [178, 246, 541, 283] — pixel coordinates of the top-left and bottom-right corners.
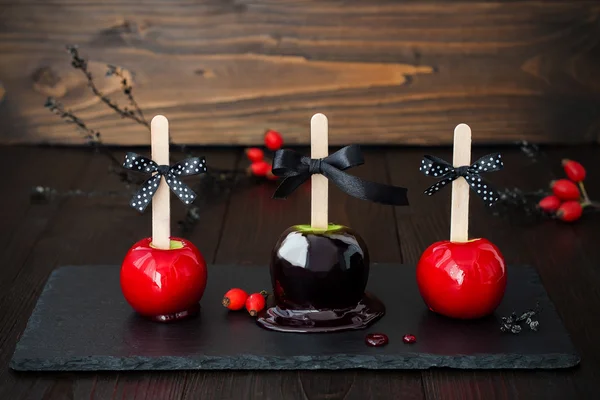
[273, 175, 309, 199]
[463, 174, 500, 207]
[322, 164, 409, 206]
[423, 176, 454, 196]
[130, 174, 161, 213]
[164, 173, 198, 205]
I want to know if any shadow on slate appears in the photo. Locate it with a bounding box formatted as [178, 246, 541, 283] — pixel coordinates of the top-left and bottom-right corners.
[10, 264, 579, 371]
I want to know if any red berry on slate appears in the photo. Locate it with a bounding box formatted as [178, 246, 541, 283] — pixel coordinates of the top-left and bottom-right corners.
[365, 333, 389, 347]
[246, 293, 266, 316]
[562, 159, 586, 182]
[556, 201, 583, 222]
[402, 334, 416, 344]
[222, 288, 248, 311]
[538, 195, 562, 213]
[245, 147, 264, 163]
[264, 130, 283, 151]
[551, 179, 580, 201]
[250, 160, 271, 176]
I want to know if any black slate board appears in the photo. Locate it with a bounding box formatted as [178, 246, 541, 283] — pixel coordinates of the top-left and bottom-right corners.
[11, 264, 579, 371]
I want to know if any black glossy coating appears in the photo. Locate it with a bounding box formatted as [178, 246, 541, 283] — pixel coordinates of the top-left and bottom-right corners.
[270, 225, 370, 310]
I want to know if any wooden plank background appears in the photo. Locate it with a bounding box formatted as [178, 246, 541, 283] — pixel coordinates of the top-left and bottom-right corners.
[0, 0, 599, 146]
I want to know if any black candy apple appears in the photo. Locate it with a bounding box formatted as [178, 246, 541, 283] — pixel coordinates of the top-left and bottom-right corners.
[270, 224, 369, 310]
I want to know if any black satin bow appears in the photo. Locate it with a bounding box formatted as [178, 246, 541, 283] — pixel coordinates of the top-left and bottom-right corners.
[271, 145, 409, 206]
[419, 153, 504, 207]
[123, 152, 207, 212]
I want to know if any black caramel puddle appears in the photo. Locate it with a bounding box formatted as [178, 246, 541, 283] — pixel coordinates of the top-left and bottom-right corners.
[257, 292, 385, 333]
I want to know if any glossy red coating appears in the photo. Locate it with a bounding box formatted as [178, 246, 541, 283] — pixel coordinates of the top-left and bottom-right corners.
[120, 237, 207, 318]
[402, 334, 417, 344]
[416, 238, 506, 319]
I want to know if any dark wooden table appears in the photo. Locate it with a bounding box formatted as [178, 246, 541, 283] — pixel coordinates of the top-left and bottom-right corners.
[1, 145, 599, 399]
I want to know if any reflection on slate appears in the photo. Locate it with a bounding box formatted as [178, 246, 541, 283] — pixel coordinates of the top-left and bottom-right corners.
[11, 264, 579, 371]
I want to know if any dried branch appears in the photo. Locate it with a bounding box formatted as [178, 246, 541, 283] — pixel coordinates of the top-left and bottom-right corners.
[44, 98, 140, 183]
[106, 64, 148, 126]
[40, 45, 256, 238]
[67, 45, 149, 128]
[490, 187, 547, 225]
[486, 141, 552, 224]
[177, 171, 246, 234]
[30, 186, 134, 204]
[44, 97, 101, 145]
[500, 303, 541, 334]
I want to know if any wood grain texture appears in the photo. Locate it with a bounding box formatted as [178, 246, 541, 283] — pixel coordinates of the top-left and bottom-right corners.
[1, 1, 600, 145]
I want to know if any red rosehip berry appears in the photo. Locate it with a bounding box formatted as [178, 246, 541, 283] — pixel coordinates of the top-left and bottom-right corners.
[222, 288, 248, 311]
[245, 147, 264, 163]
[402, 334, 417, 344]
[250, 160, 271, 176]
[365, 333, 389, 347]
[264, 130, 283, 151]
[562, 159, 586, 182]
[538, 195, 562, 213]
[245, 292, 266, 316]
[556, 201, 583, 222]
[551, 179, 580, 201]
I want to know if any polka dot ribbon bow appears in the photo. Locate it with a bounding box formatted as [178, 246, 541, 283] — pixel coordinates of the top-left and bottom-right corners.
[419, 153, 504, 207]
[122, 152, 207, 212]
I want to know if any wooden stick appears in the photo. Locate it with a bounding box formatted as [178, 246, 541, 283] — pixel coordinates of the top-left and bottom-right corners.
[450, 123, 472, 243]
[151, 115, 171, 249]
[311, 113, 329, 230]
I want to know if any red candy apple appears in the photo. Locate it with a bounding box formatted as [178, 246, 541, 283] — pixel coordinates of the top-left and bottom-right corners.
[417, 124, 507, 319]
[120, 116, 208, 322]
[121, 237, 207, 321]
[416, 238, 506, 319]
